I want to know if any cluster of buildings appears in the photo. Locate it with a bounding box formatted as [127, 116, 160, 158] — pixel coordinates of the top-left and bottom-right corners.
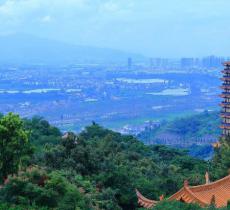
[180, 56, 227, 69]
[127, 55, 229, 70]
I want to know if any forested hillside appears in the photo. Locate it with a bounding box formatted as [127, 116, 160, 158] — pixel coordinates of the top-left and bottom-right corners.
[0, 113, 229, 210]
[138, 111, 220, 145]
[138, 111, 221, 159]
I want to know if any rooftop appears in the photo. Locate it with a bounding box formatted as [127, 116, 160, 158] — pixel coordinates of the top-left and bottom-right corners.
[137, 173, 230, 208]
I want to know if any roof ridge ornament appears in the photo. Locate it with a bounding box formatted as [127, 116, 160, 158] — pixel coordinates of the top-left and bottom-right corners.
[184, 180, 189, 187]
[205, 172, 210, 184]
[159, 194, 164, 201]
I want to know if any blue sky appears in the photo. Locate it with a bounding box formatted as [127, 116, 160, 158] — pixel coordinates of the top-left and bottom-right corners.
[0, 0, 230, 57]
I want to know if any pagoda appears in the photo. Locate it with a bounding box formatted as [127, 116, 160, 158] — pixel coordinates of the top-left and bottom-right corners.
[136, 62, 230, 208]
[220, 62, 230, 136]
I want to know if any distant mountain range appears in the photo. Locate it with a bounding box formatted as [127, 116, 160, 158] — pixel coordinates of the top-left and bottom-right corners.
[0, 34, 145, 65]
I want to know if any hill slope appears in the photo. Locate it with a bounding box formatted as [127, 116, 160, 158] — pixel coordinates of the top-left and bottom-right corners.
[138, 111, 220, 146]
[0, 114, 208, 209]
[138, 111, 221, 159]
[0, 34, 144, 65]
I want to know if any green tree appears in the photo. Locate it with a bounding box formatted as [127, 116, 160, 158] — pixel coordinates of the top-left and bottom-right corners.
[0, 167, 90, 210]
[43, 123, 208, 209]
[23, 116, 62, 150]
[0, 113, 32, 182]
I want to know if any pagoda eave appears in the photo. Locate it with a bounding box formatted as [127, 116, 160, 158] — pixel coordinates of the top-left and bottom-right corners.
[221, 78, 230, 81]
[221, 70, 230, 74]
[219, 103, 230, 108]
[220, 86, 230, 90]
[219, 94, 230, 98]
[220, 125, 230, 129]
[220, 114, 230, 119]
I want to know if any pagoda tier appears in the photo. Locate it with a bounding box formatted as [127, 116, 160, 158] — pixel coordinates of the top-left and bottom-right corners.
[221, 77, 230, 82]
[221, 70, 230, 74]
[220, 123, 230, 129]
[220, 93, 230, 98]
[220, 102, 230, 108]
[222, 75, 230, 78]
[220, 62, 230, 137]
[220, 85, 230, 90]
[220, 111, 230, 115]
[220, 115, 230, 119]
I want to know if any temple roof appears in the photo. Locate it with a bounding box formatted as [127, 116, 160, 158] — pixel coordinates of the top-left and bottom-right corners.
[186, 174, 230, 207]
[136, 174, 230, 208]
[136, 189, 158, 209]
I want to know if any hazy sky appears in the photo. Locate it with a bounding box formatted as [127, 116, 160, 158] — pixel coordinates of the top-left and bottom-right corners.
[0, 0, 230, 57]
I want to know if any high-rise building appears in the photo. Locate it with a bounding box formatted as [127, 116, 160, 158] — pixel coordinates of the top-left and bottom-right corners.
[220, 62, 230, 136]
[128, 57, 132, 69]
[150, 58, 154, 70]
[202, 56, 224, 68]
[180, 58, 194, 68]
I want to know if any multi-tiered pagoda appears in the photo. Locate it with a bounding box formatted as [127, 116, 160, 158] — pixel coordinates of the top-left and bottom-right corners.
[220, 62, 230, 136]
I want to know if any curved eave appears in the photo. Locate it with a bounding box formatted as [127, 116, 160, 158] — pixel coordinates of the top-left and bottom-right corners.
[183, 187, 208, 206]
[168, 187, 185, 201]
[168, 187, 207, 206]
[169, 175, 230, 207]
[136, 189, 158, 209]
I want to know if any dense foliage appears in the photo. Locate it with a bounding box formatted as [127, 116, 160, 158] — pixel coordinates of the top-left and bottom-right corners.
[138, 111, 220, 141]
[23, 116, 62, 150]
[0, 113, 230, 209]
[0, 113, 32, 183]
[42, 124, 208, 209]
[166, 111, 220, 137]
[0, 166, 91, 210]
[138, 111, 220, 159]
